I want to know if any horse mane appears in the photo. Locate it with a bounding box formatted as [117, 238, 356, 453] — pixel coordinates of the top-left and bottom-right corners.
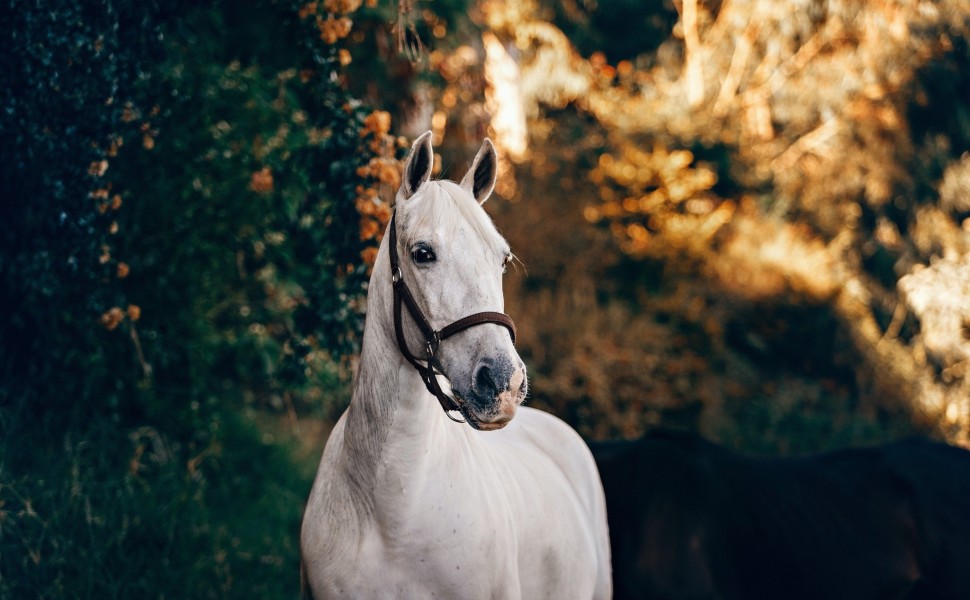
[400, 179, 509, 257]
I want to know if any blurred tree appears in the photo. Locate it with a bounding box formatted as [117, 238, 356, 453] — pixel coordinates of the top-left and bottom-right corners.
[469, 0, 970, 442]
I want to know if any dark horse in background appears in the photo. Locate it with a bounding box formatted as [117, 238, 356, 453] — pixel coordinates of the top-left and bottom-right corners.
[592, 431, 970, 600]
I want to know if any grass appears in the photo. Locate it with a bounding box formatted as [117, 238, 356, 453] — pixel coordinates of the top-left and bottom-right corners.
[0, 405, 330, 600]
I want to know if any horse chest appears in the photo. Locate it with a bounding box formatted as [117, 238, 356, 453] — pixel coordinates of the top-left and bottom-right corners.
[323, 449, 589, 599]
[322, 511, 516, 599]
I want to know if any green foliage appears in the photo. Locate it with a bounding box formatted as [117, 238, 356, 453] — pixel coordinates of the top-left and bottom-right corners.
[1, 0, 385, 597]
[111, 3, 377, 419]
[0, 0, 160, 414]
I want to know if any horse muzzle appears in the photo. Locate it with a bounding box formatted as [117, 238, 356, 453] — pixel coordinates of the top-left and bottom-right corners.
[460, 360, 527, 431]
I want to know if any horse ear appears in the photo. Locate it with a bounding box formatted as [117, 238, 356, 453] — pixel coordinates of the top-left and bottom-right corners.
[460, 138, 498, 205]
[400, 131, 434, 200]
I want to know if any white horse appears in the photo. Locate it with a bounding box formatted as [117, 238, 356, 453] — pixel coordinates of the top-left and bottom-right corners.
[301, 132, 611, 599]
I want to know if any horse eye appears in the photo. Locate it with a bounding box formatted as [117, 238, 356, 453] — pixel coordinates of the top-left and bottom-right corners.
[411, 245, 436, 264]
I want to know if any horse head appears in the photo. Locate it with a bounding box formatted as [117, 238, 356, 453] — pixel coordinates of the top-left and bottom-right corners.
[391, 131, 527, 430]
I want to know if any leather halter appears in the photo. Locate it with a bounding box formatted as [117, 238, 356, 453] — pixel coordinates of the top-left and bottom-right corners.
[387, 210, 517, 422]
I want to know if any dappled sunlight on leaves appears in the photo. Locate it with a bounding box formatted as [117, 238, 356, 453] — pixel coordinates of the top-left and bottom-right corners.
[712, 200, 840, 303]
[472, 0, 970, 442]
[587, 141, 729, 258]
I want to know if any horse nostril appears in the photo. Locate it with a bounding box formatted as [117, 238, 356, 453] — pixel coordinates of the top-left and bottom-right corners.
[474, 364, 497, 396]
[473, 359, 517, 401]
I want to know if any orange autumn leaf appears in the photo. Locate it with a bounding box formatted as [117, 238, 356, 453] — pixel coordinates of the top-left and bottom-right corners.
[323, 0, 361, 13]
[249, 167, 274, 194]
[100, 307, 124, 331]
[317, 16, 352, 44]
[360, 246, 379, 266]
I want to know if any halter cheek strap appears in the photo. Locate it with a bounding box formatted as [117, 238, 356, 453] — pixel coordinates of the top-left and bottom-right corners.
[387, 211, 517, 421]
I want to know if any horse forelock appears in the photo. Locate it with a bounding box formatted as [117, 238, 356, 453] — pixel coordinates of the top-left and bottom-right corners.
[400, 180, 508, 258]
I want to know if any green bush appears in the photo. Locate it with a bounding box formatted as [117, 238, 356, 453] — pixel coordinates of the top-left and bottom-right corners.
[0, 0, 391, 596]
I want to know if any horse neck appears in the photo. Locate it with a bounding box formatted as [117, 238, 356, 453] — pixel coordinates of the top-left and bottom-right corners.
[341, 245, 452, 504]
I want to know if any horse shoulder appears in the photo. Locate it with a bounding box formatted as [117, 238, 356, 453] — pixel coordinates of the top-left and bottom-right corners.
[499, 407, 612, 600]
[511, 407, 604, 501]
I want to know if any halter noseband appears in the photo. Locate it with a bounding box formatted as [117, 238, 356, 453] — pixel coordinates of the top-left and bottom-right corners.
[387, 211, 517, 423]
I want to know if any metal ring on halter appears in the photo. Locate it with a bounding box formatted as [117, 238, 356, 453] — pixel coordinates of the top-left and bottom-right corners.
[445, 410, 466, 424]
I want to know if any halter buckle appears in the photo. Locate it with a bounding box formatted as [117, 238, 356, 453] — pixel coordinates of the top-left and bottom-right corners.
[391, 266, 403, 284]
[426, 331, 440, 358]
